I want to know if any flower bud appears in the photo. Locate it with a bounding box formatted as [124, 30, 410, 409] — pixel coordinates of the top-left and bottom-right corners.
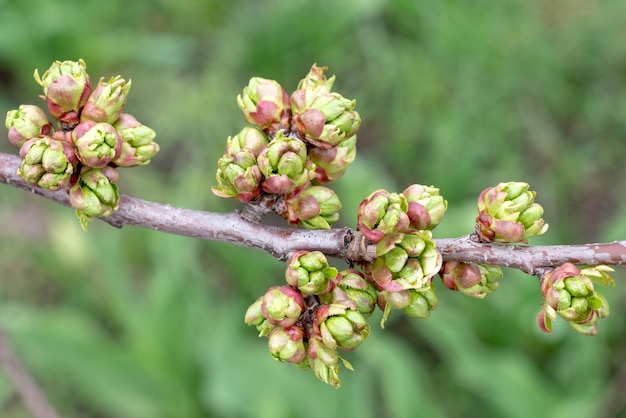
[292, 92, 361, 149]
[402, 184, 448, 230]
[257, 131, 315, 195]
[6, 105, 54, 147]
[306, 337, 344, 388]
[334, 269, 378, 318]
[537, 263, 613, 335]
[267, 326, 307, 364]
[439, 262, 502, 299]
[71, 121, 122, 168]
[283, 185, 342, 229]
[377, 287, 439, 327]
[314, 303, 370, 350]
[69, 166, 120, 230]
[244, 296, 275, 337]
[34, 59, 92, 123]
[212, 149, 263, 202]
[357, 190, 410, 243]
[260, 285, 306, 328]
[371, 230, 442, 292]
[307, 135, 356, 184]
[81, 76, 132, 124]
[475, 182, 548, 243]
[111, 114, 159, 167]
[237, 77, 290, 134]
[17, 136, 76, 191]
[285, 250, 339, 295]
[223, 126, 269, 157]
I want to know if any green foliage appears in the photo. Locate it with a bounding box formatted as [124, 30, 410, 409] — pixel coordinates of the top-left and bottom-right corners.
[1, 0, 626, 417]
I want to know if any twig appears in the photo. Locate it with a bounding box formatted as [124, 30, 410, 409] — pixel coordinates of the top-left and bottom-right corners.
[0, 326, 61, 418]
[1, 151, 626, 273]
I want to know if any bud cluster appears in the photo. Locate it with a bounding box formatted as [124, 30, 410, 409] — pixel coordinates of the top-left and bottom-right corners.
[212, 64, 360, 228]
[5, 59, 159, 229]
[475, 182, 548, 243]
[537, 263, 614, 336]
[354, 186, 447, 326]
[245, 251, 375, 388]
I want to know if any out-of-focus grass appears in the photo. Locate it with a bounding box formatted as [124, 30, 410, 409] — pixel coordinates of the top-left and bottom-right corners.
[1, 0, 626, 417]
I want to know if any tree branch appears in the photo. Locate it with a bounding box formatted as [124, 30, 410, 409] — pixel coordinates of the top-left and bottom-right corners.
[2, 151, 625, 274]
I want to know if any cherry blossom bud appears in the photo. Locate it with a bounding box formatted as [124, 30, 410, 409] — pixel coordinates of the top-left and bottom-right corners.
[268, 326, 307, 364]
[401, 184, 447, 230]
[6, 105, 54, 147]
[17, 136, 76, 191]
[111, 114, 159, 167]
[283, 185, 342, 229]
[81, 76, 132, 124]
[71, 120, 121, 168]
[371, 230, 442, 292]
[69, 166, 120, 230]
[285, 250, 339, 295]
[34, 59, 92, 124]
[475, 182, 548, 243]
[257, 131, 315, 195]
[357, 190, 410, 243]
[237, 77, 290, 134]
[260, 285, 306, 328]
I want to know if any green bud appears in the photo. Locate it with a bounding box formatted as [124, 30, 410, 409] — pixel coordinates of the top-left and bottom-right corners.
[292, 92, 360, 149]
[237, 77, 290, 134]
[314, 303, 370, 350]
[284, 185, 342, 229]
[17, 136, 75, 191]
[223, 126, 269, 157]
[357, 190, 410, 243]
[34, 59, 92, 123]
[261, 285, 306, 328]
[81, 76, 132, 124]
[212, 138, 264, 202]
[402, 184, 448, 230]
[439, 262, 502, 299]
[371, 230, 442, 292]
[268, 326, 307, 364]
[257, 131, 315, 195]
[308, 135, 356, 184]
[244, 297, 275, 337]
[69, 166, 120, 230]
[475, 182, 548, 243]
[71, 120, 121, 168]
[6, 105, 54, 147]
[285, 250, 339, 295]
[334, 269, 378, 318]
[537, 262, 613, 335]
[111, 114, 159, 167]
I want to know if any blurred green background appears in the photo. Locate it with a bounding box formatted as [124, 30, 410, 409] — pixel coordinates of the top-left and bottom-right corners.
[1, 0, 626, 417]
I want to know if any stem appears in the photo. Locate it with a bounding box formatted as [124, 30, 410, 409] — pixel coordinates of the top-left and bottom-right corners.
[1, 151, 626, 273]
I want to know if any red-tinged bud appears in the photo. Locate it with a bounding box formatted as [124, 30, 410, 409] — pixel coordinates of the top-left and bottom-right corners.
[71, 121, 121, 168]
[475, 182, 548, 243]
[81, 76, 132, 124]
[257, 131, 315, 195]
[17, 136, 76, 191]
[260, 285, 306, 328]
[371, 230, 442, 292]
[285, 250, 339, 295]
[34, 59, 92, 123]
[357, 190, 410, 243]
[308, 135, 356, 184]
[237, 77, 290, 134]
[6, 105, 54, 147]
[267, 326, 307, 364]
[69, 166, 120, 230]
[402, 184, 447, 230]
